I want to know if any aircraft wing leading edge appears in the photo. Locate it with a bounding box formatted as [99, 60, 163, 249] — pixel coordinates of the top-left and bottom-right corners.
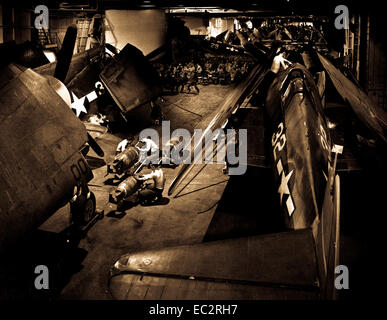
[168, 47, 278, 196]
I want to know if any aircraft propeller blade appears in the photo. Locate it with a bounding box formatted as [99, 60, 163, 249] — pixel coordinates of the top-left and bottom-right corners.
[105, 43, 118, 55]
[87, 132, 104, 157]
[54, 25, 77, 82]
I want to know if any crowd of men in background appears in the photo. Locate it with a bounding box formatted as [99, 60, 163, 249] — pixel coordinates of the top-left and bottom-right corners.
[153, 54, 255, 94]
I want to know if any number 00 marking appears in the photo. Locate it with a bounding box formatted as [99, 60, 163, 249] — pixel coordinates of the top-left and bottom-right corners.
[71, 164, 81, 180]
[71, 158, 88, 181]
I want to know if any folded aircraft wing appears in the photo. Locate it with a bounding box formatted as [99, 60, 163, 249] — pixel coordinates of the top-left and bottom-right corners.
[318, 52, 387, 143]
[99, 43, 162, 114]
[109, 229, 320, 299]
[0, 64, 90, 252]
[168, 48, 278, 196]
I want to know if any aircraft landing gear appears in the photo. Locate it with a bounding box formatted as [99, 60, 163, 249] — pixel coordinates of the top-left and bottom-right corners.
[65, 188, 104, 245]
[61, 189, 103, 249]
[80, 192, 97, 224]
[70, 185, 104, 232]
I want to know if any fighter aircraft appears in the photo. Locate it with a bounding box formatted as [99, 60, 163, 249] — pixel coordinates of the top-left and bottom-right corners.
[0, 22, 179, 255]
[0, 25, 105, 254]
[108, 23, 386, 299]
[34, 37, 162, 125]
[108, 52, 341, 298]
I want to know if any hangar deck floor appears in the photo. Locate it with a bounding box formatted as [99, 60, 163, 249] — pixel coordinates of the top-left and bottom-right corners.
[40, 84, 240, 299]
[0, 85, 382, 300]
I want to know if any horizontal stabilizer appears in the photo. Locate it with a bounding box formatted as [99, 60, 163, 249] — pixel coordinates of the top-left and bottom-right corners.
[109, 229, 320, 299]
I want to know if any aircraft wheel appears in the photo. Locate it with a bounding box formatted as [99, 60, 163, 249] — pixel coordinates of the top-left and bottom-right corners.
[71, 192, 96, 225]
[83, 192, 96, 223]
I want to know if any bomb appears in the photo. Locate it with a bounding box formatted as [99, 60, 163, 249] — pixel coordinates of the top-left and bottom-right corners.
[110, 176, 140, 204]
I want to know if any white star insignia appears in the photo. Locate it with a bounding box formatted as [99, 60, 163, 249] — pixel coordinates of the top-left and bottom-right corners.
[278, 169, 294, 203]
[71, 92, 87, 117]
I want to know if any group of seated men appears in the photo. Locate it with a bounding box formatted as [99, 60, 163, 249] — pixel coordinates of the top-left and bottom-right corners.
[153, 54, 254, 93]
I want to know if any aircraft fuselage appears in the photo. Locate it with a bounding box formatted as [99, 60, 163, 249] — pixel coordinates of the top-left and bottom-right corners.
[265, 63, 332, 229]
